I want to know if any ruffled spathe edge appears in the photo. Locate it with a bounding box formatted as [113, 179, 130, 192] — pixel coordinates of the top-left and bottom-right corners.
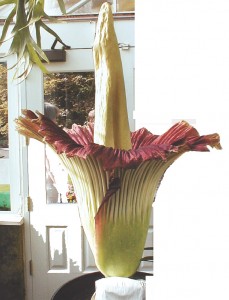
[15, 110, 222, 171]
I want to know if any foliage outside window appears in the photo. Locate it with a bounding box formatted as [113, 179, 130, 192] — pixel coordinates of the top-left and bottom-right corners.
[0, 62, 10, 211]
[44, 72, 95, 128]
[44, 72, 95, 204]
[0, 63, 8, 148]
[116, 0, 135, 12]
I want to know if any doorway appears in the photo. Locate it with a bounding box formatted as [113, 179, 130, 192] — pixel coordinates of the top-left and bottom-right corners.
[24, 41, 141, 299]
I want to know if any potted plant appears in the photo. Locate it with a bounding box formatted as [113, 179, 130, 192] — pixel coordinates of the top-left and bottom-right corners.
[15, 2, 221, 299]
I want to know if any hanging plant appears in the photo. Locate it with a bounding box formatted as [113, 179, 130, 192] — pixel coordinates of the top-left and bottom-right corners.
[0, 0, 69, 79]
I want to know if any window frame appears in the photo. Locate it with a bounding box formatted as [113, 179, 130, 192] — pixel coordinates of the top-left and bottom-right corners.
[0, 55, 27, 216]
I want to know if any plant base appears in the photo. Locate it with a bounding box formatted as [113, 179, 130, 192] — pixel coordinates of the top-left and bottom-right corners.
[92, 276, 146, 299]
[51, 271, 152, 300]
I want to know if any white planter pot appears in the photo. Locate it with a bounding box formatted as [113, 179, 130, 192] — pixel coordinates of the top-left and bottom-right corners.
[92, 277, 146, 299]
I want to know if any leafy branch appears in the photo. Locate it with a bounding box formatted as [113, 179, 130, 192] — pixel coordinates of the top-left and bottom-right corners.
[0, 0, 69, 79]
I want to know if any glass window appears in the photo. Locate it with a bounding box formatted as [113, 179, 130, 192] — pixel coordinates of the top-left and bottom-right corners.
[0, 62, 10, 211]
[44, 0, 135, 15]
[59, 0, 105, 14]
[117, 0, 135, 12]
[43, 72, 95, 204]
[0, 1, 135, 22]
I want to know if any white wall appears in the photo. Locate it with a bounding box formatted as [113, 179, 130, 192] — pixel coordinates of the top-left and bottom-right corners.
[136, 1, 229, 299]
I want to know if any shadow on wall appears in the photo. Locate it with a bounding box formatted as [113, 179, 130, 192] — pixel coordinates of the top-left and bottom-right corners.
[0, 224, 25, 300]
[29, 223, 92, 300]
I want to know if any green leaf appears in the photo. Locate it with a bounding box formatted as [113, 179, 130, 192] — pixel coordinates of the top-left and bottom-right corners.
[40, 21, 69, 47]
[35, 22, 41, 48]
[16, 62, 33, 80]
[0, 7, 16, 44]
[29, 37, 49, 62]
[28, 0, 35, 7]
[57, 0, 66, 14]
[0, 0, 16, 6]
[8, 32, 26, 57]
[26, 1, 44, 27]
[27, 43, 48, 73]
[0, 0, 70, 80]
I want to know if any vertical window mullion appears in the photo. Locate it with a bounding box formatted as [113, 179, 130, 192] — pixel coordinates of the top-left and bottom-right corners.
[112, 0, 117, 13]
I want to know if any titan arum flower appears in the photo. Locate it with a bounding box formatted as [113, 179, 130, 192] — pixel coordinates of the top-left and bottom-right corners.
[15, 3, 221, 277]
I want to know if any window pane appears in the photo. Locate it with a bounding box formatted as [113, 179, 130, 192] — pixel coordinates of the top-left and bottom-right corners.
[43, 72, 95, 204]
[0, 62, 10, 211]
[116, 0, 135, 12]
[45, 0, 108, 15]
[67, 0, 107, 14]
[45, 0, 135, 15]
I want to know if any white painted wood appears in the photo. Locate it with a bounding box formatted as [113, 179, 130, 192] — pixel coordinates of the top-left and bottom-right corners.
[27, 138, 83, 300]
[0, 214, 23, 225]
[0, 56, 20, 215]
